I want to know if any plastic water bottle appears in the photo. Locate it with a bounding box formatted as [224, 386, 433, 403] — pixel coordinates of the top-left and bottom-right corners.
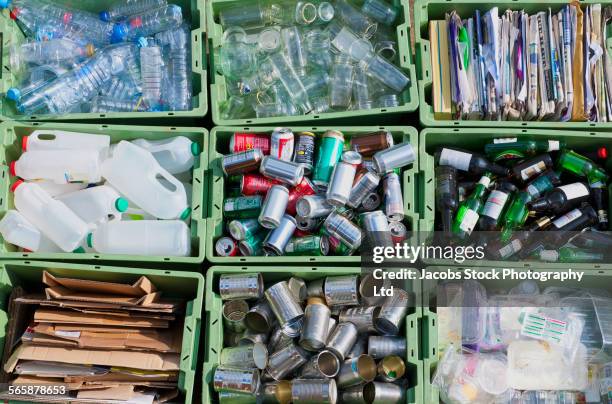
[91, 96, 148, 112]
[100, 76, 140, 100]
[131, 136, 199, 174]
[10, 149, 103, 184]
[0, 209, 61, 252]
[22, 130, 110, 152]
[6, 64, 67, 102]
[111, 4, 182, 43]
[87, 220, 190, 256]
[140, 41, 164, 110]
[101, 140, 189, 220]
[32, 181, 87, 197]
[156, 24, 191, 111]
[56, 185, 129, 229]
[10, 39, 94, 73]
[11, 180, 89, 252]
[100, 0, 167, 22]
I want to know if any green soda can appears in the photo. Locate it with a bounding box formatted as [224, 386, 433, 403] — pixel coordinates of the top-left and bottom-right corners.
[223, 196, 263, 219]
[226, 183, 243, 197]
[238, 231, 265, 256]
[284, 235, 329, 256]
[228, 218, 261, 241]
[324, 234, 355, 256]
[312, 130, 345, 187]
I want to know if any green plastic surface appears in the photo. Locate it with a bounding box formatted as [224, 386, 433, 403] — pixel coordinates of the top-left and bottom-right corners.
[419, 127, 612, 269]
[206, 0, 418, 126]
[202, 265, 422, 404]
[414, 0, 612, 130]
[207, 125, 419, 264]
[0, 0, 207, 121]
[0, 260, 203, 404]
[0, 122, 208, 265]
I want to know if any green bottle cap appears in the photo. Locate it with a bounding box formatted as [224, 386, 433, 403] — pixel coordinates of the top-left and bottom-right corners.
[115, 197, 129, 213]
[180, 207, 191, 220]
[73, 247, 85, 253]
[191, 142, 200, 156]
[86, 233, 93, 248]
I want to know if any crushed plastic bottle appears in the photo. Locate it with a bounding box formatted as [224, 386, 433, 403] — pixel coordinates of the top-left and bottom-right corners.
[139, 39, 164, 110]
[100, 0, 167, 22]
[111, 4, 182, 43]
[9, 39, 94, 73]
[155, 23, 192, 111]
[91, 96, 148, 112]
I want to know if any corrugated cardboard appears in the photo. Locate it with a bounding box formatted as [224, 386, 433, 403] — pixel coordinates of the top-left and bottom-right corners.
[43, 272, 155, 297]
[16, 295, 178, 313]
[5, 345, 180, 372]
[65, 370, 177, 384]
[34, 309, 169, 328]
[77, 385, 135, 401]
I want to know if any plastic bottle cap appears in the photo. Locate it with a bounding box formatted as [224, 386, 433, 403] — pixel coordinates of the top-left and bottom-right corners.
[9, 161, 16, 177]
[111, 23, 128, 43]
[10, 179, 23, 192]
[137, 37, 148, 48]
[115, 197, 129, 213]
[86, 233, 93, 248]
[0, 0, 11, 9]
[598, 147, 608, 160]
[9, 7, 19, 19]
[190, 142, 200, 156]
[85, 44, 95, 57]
[21, 136, 28, 152]
[99, 10, 111, 22]
[6, 87, 20, 101]
[73, 247, 85, 253]
[180, 207, 191, 220]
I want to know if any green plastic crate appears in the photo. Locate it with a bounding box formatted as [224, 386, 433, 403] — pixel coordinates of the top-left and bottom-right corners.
[206, 0, 418, 126]
[207, 125, 419, 264]
[414, 0, 612, 130]
[420, 265, 612, 403]
[419, 127, 612, 269]
[0, 0, 207, 121]
[0, 122, 208, 265]
[202, 265, 422, 404]
[0, 260, 203, 404]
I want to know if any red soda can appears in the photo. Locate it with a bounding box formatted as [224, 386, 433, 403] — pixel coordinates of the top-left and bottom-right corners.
[389, 221, 407, 244]
[293, 229, 313, 238]
[240, 174, 276, 196]
[286, 177, 317, 216]
[230, 133, 271, 155]
[270, 127, 294, 161]
[216, 237, 238, 256]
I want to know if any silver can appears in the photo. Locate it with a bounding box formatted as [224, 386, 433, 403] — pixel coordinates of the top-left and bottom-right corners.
[361, 192, 381, 211]
[341, 384, 368, 404]
[363, 381, 405, 403]
[228, 218, 261, 241]
[307, 278, 325, 298]
[263, 214, 297, 255]
[265, 280, 304, 337]
[372, 142, 416, 174]
[291, 379, 338, 404]
[374, 288, 411, 336]
[268, 326, 294, 354]
[216, 236, 238, 257]
[295, 215, 323, 231]
[220, 343, 269, 370]
[270, 127, 294, 162]
[299, 299, 331, 351]
[245, 300, 276, 333]
[339, 306, 376, 333]
[288, 277, 308, 303]
[218, 391, 256, 404]
[326, 152, 362, 206]
[259, 185, 290, 229]
[260, 156, 304, 186]
[361, 210, 393, 247]
[324, 275, 360, 306]
[359, 272, 389, 307]
[266, 341, 310, 381]
[337, 355, 377, 388]
[239, 328, 269, 346]
[299, 350, 341, 379]
[220, 273, 264, 301]
[323, 212, 362, 250]
[223, 300, 249, 333]
[347, 170, 381, 209]
[213, 366, 260, 394]
[326, 322, 359, 360]
[296, 195, 334, 218]
[377, 355, 406, 382]
[221, 148, 265, 176]
[383, 172, 404, 221]
[346, 337, 368, 359]
[368, 336, 407, 359]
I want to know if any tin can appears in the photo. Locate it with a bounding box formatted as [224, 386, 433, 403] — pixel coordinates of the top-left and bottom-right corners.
[223, 300, 249, 332]
[327, 151, 362, 207]
[259, 185, 290, 229]
[339, 306, 377, 333]
[245, 300, 276, 333]
[284, 235, 329, 256]
[260, 156, 304, 186]
[238, 232, 265, 256]
[383, 172, 404, 221]
[213, 366, 261, 394]
[324, 212, 362, 250]
[296, 195, 334, 218]
[220, 273, 264, 301]
[266, 342, 310, 381]
[376, 355, 406, 382]
[270, 127, 295, 161]
[216, 237, 238, 257]
[222, 149, 264, 176]
[291, 379, 337, 404]
[288, 277, 308, 303]
[373, 141, 416, 174]
[361, 210, 393, 248]
[293, 131, 316, 174]
[239, 328, 269, 346]
[263, 214, 297, 255]
[265, 281, 304, 338]
[241, 174, 276, 196]
[324, 275, 360, 307]
[348, 170, 380, 209]
[361, 192, 381, 211]
[224, 195, 263, 219]
[299, 350, 341, 379]
[299, 299, 331, 351]
[350, 130, 394, 157]
[368, 336, 407, 359]
[230, 132, 271, 154]
[312, 130, 345, 187]
[337, 354, 377, 388]
[374, 288, 411, 336]
[326, 322, 359, 360]
[389, 221, 407, 244]
[228, 218, 261, 241]
[286, 177, 317, 216]
[220, 343, 269, 370]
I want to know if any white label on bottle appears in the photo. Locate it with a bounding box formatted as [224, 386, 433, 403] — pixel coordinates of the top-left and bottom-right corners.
[439, 149, 472, 171]
[558, 183, 589, 200]
[459, 209, 479, 234]
[552, 208, 582, 228]
[520, 161, 546, 181]
[547, 140, 560, 151]
[539, 250, 559, 262]
[499, 238, 522, 258]
[482, 190, 509, 219]
[493, 137, 517, 144]
[478, 176, 492, 188]
[526, 184, 539, 198]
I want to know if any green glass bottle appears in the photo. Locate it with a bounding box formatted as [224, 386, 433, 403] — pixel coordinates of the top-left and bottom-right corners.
[485, 138, 565, 161]
[557, 150, 609, 183]
[499, 191, 531, 242]
[451, 173, 492, 239]
[539, 247, 604, 263]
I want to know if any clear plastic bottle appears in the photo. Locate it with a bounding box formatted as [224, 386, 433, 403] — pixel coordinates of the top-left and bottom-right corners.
[329, 54, 354, 109]
[56, 185, 128, 228]
[10, 149, 103, 184]
[101, 140, 189, 220]
[22, 130, 110, 152]
[100, 0, 167, 22]
[140, 41, 164, 110]
[111, 4, 182, 43]
[12, 180, 89, 252]
[87, 220, 191, 256]
[156, 24, 192, 111]
[100, 76, 140, 100]
[9, 39, 94, 73]
[6, 64, 67, 102]
[131, 136, 199, 174]
[91, 96, 148, 112]
[281, 26, 307, 77]
[0, 209, 61, 252]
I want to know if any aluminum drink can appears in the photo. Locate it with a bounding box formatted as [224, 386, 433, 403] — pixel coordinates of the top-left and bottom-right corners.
[383, 172, 404, 221]
[326, 151, 362, 207]
[216, 237, 238, 256]
[270, 127, 295, 161]
[222, 149, 264, 176]
[293, 131, 316, 174]
[240, 174, 276, 196]
[312, 130, 345, 187]
[284, 235, 330, 256]
[349, 130, 394, 157]
[238, 232, 265, 256]
[259, 185, 290, 229]
[260, 156, 304, 186]
[286, 177, 317, 216]
[230, 132, 271, 154]
[389, 221, 407, 244]
[228, 218, 261, 241]
[224, 195, 263, 219]
[348, 170, 380, 209]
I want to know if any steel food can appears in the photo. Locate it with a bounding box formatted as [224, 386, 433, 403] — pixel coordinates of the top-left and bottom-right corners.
[270, 127, 295, 161]
[220, 343, 269, 370]
[286, 177, 317, 216]
[222, 148, 265, 176]
[219, 273, 264, 300]
[216, 237, 238, 257]
[223, 300, 249, 332]
[224, 195, 263, 219]
[313, 130, 345, 187]
[260, 156, 305, 186]
[230, 132, 271, 154]
[324, 275, 360, 306]
[293, 131, 316, 174]
[241, 174, 277, 195]
[284, 235, 329, 256]
[265, 281, 304, 337]
[213, 366, 261, 394]
[349, 130, 394, 157]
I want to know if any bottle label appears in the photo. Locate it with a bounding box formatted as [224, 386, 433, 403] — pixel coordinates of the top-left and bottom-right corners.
[482, 190, 509, 219]
[520, 161, 546, 181]
[558, 183, 589, 200]
[478, 176, 492, 188]
[439, 149, 472, 171]
[540, 250, 559, 262]
[552, 208, 582, 228]
[499, 238, 523, 258]
[547, 140, 560, 151]
[493, 137, 517, 143]
[459, 209, 479, 234]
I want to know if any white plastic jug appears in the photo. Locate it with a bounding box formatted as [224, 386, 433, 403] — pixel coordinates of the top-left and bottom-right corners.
[23, 130, 110, 152]
[11, 150, 103, 184]
[131, 136, 199, 174]
[0, 210, 61, 252]
[56, 185, 129, 228]
[121, 181, 192, 221]
[32, 180, 88, 197]
[12, 181, 89, 252]
[101, 141, 189, 220]
[87, 220, 191, 256]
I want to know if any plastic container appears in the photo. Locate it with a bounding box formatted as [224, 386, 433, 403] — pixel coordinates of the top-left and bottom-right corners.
[206, 0, 418, 125]
[419, 127, 612, 269]
[202, 266, 422, 404]
[0, 0, 207, 121]
[0, 122, 207, 266]
[206, 126, 419, 264]
[421, 266, 612, 404]
[0, 260, 203, 404]
[413, 0, 612, 130]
